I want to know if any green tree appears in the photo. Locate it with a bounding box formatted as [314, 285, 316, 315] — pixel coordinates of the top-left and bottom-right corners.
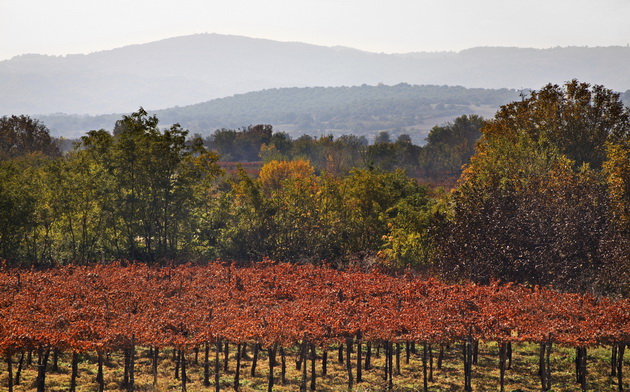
[0, 160, 37, 263]
[81, 108, 220, 261]
[0, 115, 60, 160]
[482, 80, 630, 168]
[418, 114, 485, 178]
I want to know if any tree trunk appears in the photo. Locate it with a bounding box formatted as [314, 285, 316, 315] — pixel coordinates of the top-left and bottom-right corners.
[224, 341, 229, 372]
[36, 347, 51, 392]
[405, 341, 411, 364]
[338, 343, 344, 365]
[365, 341, 372, 370]
[52, 349, 59, 372]
[575, 347, 581, 384]
[499, 342, 507, 392]
[96, 351, 104, 392]
[15, 351, 24, 386]
[152, 347, 159, 388]
[296, 340, 306, 370]
[346, 337, 354, 390]
[613, 345, 618, 377]
[181, 350, 187, 392]
[204, 343, 211, 387]
[437, 344, 445, 370]
[251, 343, 259, 377]
[6, 354, 13, 392]
[579, 347, 587, 392]
[322, 348, 328, 376]
[175, 349, 181, 380]
[234, 343, 242, 391]
[69, 351, 79, 392]
[268, 345, 276, 392]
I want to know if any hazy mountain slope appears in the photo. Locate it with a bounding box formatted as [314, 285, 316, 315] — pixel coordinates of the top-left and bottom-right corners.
[1, 34, 629, 116]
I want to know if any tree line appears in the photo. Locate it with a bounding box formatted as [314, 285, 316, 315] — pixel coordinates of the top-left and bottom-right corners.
[0, 80, 629, 297]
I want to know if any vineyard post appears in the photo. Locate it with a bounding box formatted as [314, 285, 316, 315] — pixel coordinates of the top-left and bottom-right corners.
[214, 340, 220, 392]
[429, 344, 434, 381]
[223, 341, 229, 372]
[499, 342, 507, 392]
[388, 341, 394, 390]
[396, 342, 401, 375]
[128, 336, 136, 392]
[357, 338, 362, 383]
[538, 343, 547, 390]
[310, 343, 316, 391]
[152, 347, 158, 388]
[617, 343, 625, 392]
[300, 340, 308, 392]
[422, 342, 429, 392]
[280, 346, 286, 384]
[545, 340, 552, 391]
[346, 337, 354, 390]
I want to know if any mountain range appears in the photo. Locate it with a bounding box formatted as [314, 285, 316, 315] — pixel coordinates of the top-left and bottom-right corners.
[2, 34, 630, 117]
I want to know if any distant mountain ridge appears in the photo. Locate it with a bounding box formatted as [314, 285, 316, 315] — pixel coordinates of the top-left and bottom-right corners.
[1, 34, 629, 116]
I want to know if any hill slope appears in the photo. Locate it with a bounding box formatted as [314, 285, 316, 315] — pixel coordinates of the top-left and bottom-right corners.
[2, 34, 629, 115]
[39, 84, 520, 143]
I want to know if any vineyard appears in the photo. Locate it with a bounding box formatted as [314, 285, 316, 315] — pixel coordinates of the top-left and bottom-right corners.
[0, 262, 629, 392]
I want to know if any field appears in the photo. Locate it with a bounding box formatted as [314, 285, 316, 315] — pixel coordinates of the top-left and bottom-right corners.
[2, 341, 627, 391]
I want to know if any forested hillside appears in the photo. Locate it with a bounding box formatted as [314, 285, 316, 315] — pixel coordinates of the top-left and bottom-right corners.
[40, 84, 517, 143]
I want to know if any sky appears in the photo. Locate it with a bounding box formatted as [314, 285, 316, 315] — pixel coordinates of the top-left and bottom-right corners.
[1, 0, 629, 61]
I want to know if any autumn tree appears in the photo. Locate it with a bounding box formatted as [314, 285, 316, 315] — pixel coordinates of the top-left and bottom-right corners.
[436, 81, 630, 293]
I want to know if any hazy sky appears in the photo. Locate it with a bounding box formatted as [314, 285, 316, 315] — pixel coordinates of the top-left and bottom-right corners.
[2, 0, 629, 61]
